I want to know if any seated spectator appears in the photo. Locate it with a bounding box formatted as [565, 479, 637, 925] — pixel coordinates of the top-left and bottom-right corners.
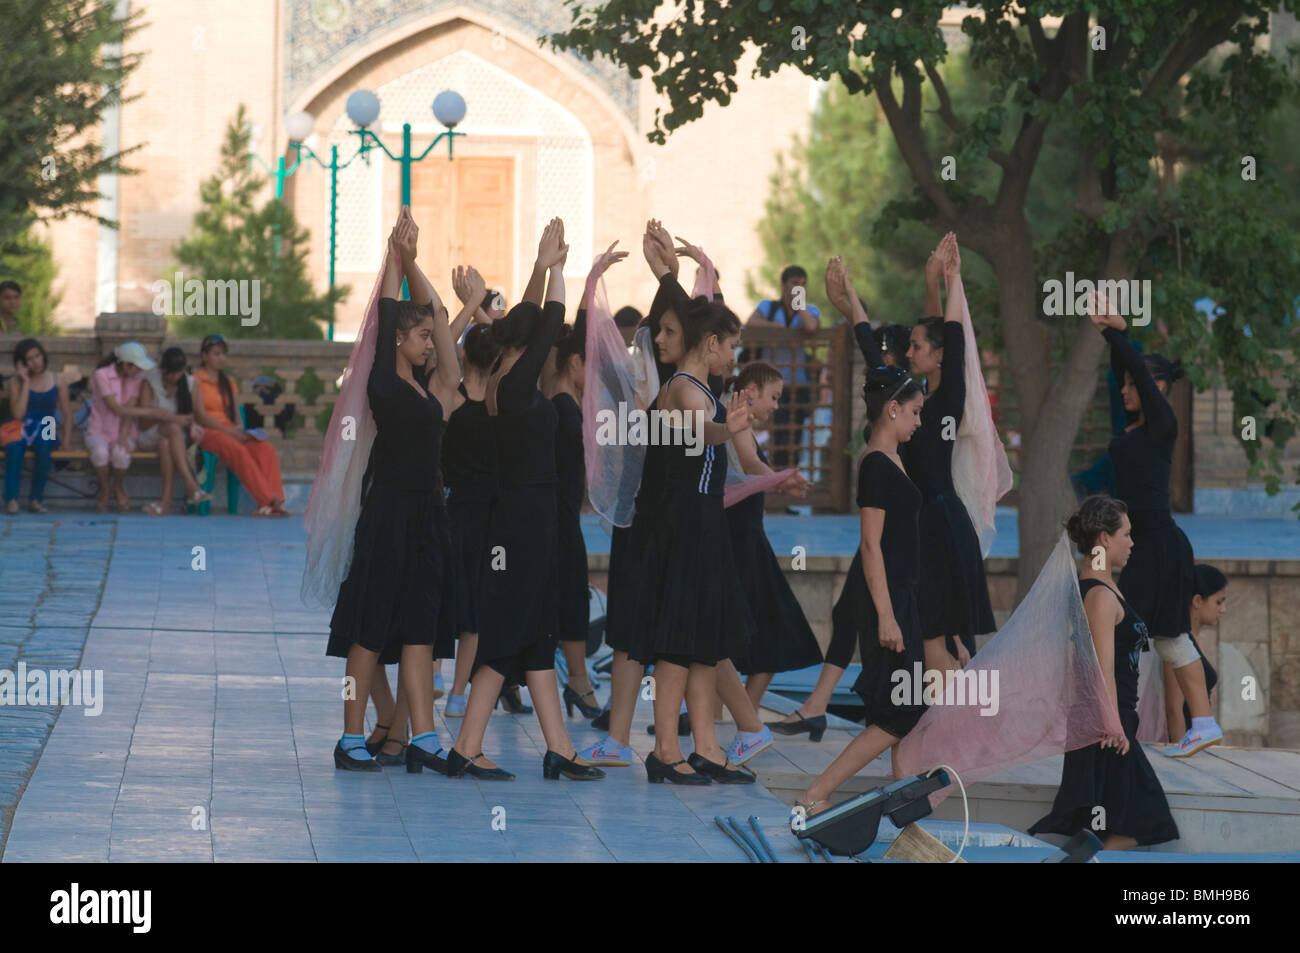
[192, 333, 289, 517]
[3, 338, 71, 514]
[0, 281, 20, 334]
[87, 342, 157, 512]
[137, 346, 211, 515]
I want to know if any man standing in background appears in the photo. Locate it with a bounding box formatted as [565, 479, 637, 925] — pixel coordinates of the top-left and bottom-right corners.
[746, 265, 820, 469]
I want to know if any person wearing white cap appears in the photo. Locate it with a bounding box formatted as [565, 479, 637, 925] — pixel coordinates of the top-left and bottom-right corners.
[86, 341, 155, 512]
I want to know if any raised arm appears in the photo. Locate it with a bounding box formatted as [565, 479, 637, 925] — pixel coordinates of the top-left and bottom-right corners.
[924, 241, 944, 317]
[938, 234, 967, 413]
[522, 217, 566, 306]
[449, 265, 489, 342]
[1092, 291, 1175, 439]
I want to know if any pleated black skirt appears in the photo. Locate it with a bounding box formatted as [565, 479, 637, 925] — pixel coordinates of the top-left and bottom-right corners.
[555, 499, 590, 644]
[446, 495, 489, 636]
[626, 487, 752, 667]
[1119, 510, 1194, 640]
[832, 550, 926, 738]
[328, 482, 457, 664]
[726, 494, 823, 675]
[476, 484, 559, 679]
[1028, 708, 1179, 847]
[916, 491, 995, 652]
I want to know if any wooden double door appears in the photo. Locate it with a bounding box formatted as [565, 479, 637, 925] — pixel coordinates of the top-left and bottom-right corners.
[409, 156, 514, 302]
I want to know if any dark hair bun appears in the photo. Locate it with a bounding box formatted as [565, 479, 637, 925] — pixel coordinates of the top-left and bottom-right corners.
[463, 324, 499, 372]
[1065, 494, 1128, 555]
[865, 364, 908, 392]
[491, 302, 539, 350]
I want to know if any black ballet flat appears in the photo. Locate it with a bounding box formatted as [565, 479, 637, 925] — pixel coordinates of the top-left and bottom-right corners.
[543, 750, 606, 781]
[563, 684, 603, 719]
[404, 742, 449, 775]
[374, 739, 408, 768]
[645, 752, 710, 785]
[686, 752, 756, 784]
[766, 709, 826, 742]
[590, 707, 611, 731]
[647, 712, 691, 737]
[446, 749, 515, 781]
[334, 741, 381, 772]
[498, 687, 533, 715]
[364, 722, 391, 756]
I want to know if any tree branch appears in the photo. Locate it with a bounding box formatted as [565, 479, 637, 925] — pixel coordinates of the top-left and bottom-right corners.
[1142, 8, 1242, 101]
[923, 60, 964, 134]
[872, 71, 960, 224]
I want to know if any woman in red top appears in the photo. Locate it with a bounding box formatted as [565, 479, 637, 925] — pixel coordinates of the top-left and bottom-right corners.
[191, 334, 288, 516]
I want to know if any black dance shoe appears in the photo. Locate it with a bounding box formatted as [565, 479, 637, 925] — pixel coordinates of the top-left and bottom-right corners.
[590, 707, 611, 731]
[542, 750, 607, 781]
[563, 684, 603, 719]
[645, 752, 710, 785]
[374, 739, 408, 768]
[686, 752, 756, 784]
[404, 742, 449, 775]
[647, 712, 691, 737]
[446, 749, 515, 781]
[498, 687, 533, 715]
[364, 722, 391, 756]
[765, 709, 826, 742]
[334, 741, 381, 772]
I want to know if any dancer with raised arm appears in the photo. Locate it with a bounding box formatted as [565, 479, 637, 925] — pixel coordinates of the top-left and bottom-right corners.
[319, 205, 460, 773]
[1091, 290, 1221, 756]
[793, 366, 925, 818]
[1029, 495, 1179, 849]
[447, 218, 605, 782]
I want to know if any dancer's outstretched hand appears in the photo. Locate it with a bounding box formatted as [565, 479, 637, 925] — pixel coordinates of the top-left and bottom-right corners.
[394, 206, 418, 262]
[778, 471, 811, 498]
[824, 256, 851, 315]
[536, 217, 568, 269]
[673, 235, 705, 263]
[462, 265, 486, 305]
[591, 240, 628, 278]
[642, 222, 671, 277]
[938, 231, 959, 280]
[925, 244, 944, 287]
[1089, 290, 1126, 332]
[725, 391, 753, 435]
[648, 220, 679, 279]
[1101, 730, 1130, 755]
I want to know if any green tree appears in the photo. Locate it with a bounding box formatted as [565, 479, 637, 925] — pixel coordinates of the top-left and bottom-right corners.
[166, 105, 347, 340]
[0, 229, 62, 336]
[0, 0, 143, 257]
[551, 1, 1300, 594]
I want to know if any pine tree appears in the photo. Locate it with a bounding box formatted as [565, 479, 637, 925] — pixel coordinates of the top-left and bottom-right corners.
[166, 104, 348, 340]
[0, 229, 62, 336]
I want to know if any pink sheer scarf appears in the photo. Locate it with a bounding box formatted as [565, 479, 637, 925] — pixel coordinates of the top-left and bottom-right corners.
[893, 534, 1126, 805]
[949, 279, 1013, 557]
[300, 250, 389, 608]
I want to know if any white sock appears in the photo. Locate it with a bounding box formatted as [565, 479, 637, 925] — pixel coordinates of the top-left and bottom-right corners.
[1191, 716, 1217, 732]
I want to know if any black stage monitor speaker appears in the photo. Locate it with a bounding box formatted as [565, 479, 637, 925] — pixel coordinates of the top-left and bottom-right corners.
[794, 770, 950, 857]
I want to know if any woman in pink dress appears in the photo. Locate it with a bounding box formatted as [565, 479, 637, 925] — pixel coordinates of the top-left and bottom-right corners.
[86, 342, 154, 512]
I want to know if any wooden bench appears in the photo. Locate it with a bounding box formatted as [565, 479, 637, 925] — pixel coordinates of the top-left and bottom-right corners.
[25, 447, 239, 514]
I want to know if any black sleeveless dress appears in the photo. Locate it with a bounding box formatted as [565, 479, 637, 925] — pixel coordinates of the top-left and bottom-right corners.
[442, 381, 493, 636]
[833, 451, 925, 738]
[627, 371, 752, 667]
[727, 438, 823, 675]
[898, 320, 996, 655]
[553, 391, 590, 645]
[1104, 327, 1195, 640]
[328, 297, 457, 665]
[476, 300, 564, 680]
[1029, 579, 1179, 847]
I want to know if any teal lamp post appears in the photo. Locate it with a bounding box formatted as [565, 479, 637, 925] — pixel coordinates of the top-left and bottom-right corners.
[346, 88, 467, 300]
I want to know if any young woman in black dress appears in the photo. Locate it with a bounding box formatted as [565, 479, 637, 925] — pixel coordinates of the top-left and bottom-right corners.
[769, 255, 893, 740]
[726, 361, 820, 710]
[794, 366, 925, 816]
[901, 233, 995, 674]
[1090, 291, 1220, 756]
[326, 206, 461, 772]
[446, 218, 604, 782]
[1029, 494, 1179, 849]
[439, 268, 495, 719]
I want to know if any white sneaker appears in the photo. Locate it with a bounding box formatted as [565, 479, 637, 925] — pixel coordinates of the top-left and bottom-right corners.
[726, 725, 774, 765]
[576, 736, 636, 767]
[1165, 722, 1223, 757]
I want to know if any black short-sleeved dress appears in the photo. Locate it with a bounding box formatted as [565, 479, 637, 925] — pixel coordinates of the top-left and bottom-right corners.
[899, 321, 996, 655]
[1104, 327, 1195, 640]
[442, 381, 493, 636]
[727, 437, 823, 675]
[476, 300, 565, 681]
[1030, 579, 1179, 847]
[627, 371, 752, 668]
[553, 390, 590, 645]
[328, 297, 457, 664]
[831, 450, 925, 738]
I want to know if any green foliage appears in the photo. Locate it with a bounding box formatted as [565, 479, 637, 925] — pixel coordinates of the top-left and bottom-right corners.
[0, 229, 62, 335]
[165, 105, 348, 340]
[553, 0, 1300, 509]
[0, 0, 144, 257]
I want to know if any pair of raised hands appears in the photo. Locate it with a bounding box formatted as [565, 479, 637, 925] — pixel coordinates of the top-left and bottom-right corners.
[923, 231, 962, 285]
[386, 205, 419, 261]
[642, 219, 705, 278]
